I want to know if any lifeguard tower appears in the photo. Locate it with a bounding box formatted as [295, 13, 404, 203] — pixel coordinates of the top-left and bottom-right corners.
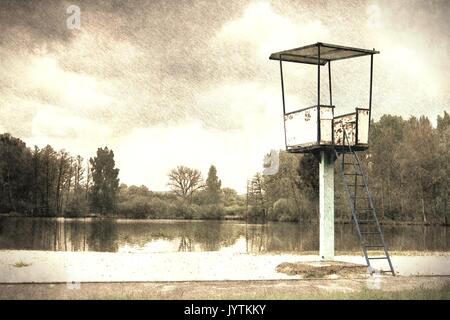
[270, 43, 394, 275]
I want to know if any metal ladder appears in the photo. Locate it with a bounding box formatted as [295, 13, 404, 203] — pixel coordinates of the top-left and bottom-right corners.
[335, 130, 395, 276]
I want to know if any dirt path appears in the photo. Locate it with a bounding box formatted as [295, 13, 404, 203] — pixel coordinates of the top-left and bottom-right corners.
[1, 276, 449, 299]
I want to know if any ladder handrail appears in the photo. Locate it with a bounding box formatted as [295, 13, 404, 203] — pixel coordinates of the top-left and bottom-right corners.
[335, 135, 371, 271]
[337, 130, 395, 275]
[349, 139, 394, 273]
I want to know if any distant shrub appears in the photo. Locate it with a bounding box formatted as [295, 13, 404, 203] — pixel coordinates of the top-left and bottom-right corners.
[65, 197, 89, 217]
[271, 198, 297, 222]
[117, 194, 235, 220]
[166, 201, 198, 219]
[194, 204, 225, 220]
[117, 196, 170, 219]
[246, 205, 266, 221]
[223, 204, 245, 217]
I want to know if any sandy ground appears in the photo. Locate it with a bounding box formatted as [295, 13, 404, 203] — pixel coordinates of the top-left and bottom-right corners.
[1, 250, 449, 283]
[1, 277, 449, 299]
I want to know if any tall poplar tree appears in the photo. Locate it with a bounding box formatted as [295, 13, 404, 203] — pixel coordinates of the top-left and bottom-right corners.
[205, 165, 222, 204]
[89, 147, 120, 214]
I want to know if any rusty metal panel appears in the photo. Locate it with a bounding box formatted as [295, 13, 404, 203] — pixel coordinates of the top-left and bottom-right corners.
[320, 106, 334, 144]
[334, 113, 356, 146]
[357, 109, 369, 144]
[285, 107, 318, 148]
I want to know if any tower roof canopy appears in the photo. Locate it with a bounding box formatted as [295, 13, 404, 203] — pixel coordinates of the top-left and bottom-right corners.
[269, 42, 379, 65]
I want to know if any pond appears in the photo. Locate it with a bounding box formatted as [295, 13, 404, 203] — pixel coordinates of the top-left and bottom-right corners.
[0, 216, 448, 254]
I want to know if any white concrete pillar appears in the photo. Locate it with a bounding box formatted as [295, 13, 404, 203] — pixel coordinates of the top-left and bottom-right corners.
[319, 150, 334, 260]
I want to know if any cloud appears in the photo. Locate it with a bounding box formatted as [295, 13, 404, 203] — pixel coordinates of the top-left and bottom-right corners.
[26, 55, 114, 111]
[0, 0, 75, 46]
[1, 0, 449, 192]
[216, 1, 329, 59]
[25, 104, 113, 159]
[115, 120, 283, 193]
[366, 4, 382, 29]
[112, 79, 286, 193]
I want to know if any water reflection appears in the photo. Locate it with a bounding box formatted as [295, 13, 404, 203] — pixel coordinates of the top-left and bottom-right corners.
[0, 217, 119, 252]
[178, 236, 192, 252]
[0, 216, 448, 253]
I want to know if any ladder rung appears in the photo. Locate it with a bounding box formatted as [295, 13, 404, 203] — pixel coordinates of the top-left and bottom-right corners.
[344, 173, 362, 176]
[348, 184, 366, 187]
[365, 245, 385, 248]
[358, 220, 377, 223]
[368, 256, 388, 260]
[361, 232, 380, 234]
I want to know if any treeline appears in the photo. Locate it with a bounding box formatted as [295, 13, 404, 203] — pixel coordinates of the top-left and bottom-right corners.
[0, 134, 119, 216]
[117, 165, 245, 219]
[0, 112, 448, 223]
[0, 134, 244, 219]
[363, 112, 449, 224]
[247, 112, 450, 225]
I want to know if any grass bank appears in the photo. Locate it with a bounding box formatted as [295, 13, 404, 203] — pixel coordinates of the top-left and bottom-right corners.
[1, 278, 449, 300]
[223, 283, 450, 300]
[102, 281, 450, 300]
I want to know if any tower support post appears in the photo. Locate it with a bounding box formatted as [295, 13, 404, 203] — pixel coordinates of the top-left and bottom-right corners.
[319, 150, 335, 260]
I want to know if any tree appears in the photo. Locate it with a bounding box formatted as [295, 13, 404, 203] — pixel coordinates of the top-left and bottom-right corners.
[127, 185, 151, 197]
[66, 155, 88, 215]
[368, 115, 405, 219]
[55, 150, 71, 215]
[397, 116, 439, 223]
[167, 166, 203, 201]
[89, 147, 120, 214]
[40, 145, 58, 216]
[73, 155, 85, 207]
[85, 158, 92, 202]
[296, 153, 318, 220]
[205, 165, 222, 204]
[262, 151, 307, 221]
[0, 134, 33, 213]
[246, 173, 267, 222]
[436, 112, 450, 224]
[222, 187, 241, 206]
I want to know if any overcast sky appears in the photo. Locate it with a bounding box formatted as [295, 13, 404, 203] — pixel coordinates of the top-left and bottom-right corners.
[0, 0, 448, 193]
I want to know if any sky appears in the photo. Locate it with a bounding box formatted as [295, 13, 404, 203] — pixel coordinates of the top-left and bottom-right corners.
[0, 0, 449, 193]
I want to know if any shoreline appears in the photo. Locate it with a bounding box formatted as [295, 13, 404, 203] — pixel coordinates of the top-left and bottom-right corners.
[1, 213, 449, 226]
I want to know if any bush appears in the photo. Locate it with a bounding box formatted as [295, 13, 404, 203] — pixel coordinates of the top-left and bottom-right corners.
[165, 201, 199, 219]
[246, 205, 266, 222]
[194, 204, 225, 220]
[271, 198, 297, 222]
[223, 204, 246, 217]
[117, 196, 169, 219]
[117, 194, 230, 220]
[65, 197, 89, 217]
